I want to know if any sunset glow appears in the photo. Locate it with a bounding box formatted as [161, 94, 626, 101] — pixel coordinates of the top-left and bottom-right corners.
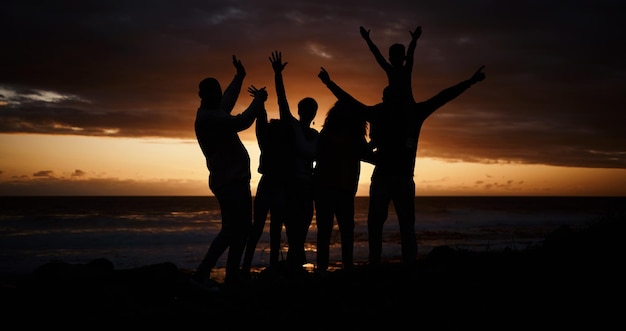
[1, 133, 624, 196]
[1, 1, 624, 196]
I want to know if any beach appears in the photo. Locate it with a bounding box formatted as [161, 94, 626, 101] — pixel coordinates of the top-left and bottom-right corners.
[1, 196, 623, 328]
[1, 200, 623, 328]
[1, 196, 620, 277]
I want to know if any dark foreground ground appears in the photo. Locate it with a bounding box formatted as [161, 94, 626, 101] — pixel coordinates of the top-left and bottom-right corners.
[1, 214, 622, 329]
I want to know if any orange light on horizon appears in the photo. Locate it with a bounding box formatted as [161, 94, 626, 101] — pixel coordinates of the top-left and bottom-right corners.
[1, 133, 625, 197]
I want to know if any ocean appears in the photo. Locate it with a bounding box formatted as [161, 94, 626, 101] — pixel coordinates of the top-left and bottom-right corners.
[1, 196, 623, 279]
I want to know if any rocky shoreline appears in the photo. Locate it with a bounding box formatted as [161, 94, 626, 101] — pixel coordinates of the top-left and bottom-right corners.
[2, 215, 621, 328]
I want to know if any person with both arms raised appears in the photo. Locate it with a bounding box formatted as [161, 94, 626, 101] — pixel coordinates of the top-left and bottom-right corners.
[191, 55, 267, 289]
[318, 63, 486, 271]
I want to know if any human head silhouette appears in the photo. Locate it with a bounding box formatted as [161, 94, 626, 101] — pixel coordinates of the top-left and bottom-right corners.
[324, 99, 367, 136]
[388, 43, 406, 67]
[382, 86, 402, 104]
[297, 97, 318, 126]
[198, 78, 222, 107]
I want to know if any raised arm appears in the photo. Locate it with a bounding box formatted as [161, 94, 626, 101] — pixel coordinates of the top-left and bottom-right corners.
[209, 85, 266, 132]
[318, 67, 365, 107]
[255, 95, 269, 146]
[241, 85, 267, 130]
[420, 65, 486, 118]
[318, 67, 373, 124]
[404, 26, 422, 74]
[220, 55, 246, 114]
[269, 51, 295, 122]
[360, 26, 392, 73]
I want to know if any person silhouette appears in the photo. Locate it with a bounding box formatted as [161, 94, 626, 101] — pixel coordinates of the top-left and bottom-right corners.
[361, 25, 422, 149]
[241, 100, 291, 278]
[270, 50, 319, 277]
[319, 64, 486, 271]
[191, 55, 268, 289]
[314, 68, 376, 276]
[360, 25, 421, 104]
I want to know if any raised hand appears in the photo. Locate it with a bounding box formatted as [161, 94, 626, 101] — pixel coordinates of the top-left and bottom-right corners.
[359, 26, 370, 40]
[470, 65, 486, 84]
[232, 55, 246, 77]
[318, 67, 331, 85]
[410, 26, 422, 41]
[248, 85, 268, 101]
[269, 51, 287, 74]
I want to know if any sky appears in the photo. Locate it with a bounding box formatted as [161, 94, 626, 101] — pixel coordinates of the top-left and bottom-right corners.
[1, 0, 625, 196]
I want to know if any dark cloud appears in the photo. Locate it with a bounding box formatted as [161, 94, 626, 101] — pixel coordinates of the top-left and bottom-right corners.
[33, 170, 54, 178]
[0, 175, 207, 196]
[71, 169, 87, 177]
[0, 97, 192, 138]
[1, 0, 624, 169]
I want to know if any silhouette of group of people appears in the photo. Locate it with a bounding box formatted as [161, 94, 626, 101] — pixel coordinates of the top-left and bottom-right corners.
[191, 25, 486, 288]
